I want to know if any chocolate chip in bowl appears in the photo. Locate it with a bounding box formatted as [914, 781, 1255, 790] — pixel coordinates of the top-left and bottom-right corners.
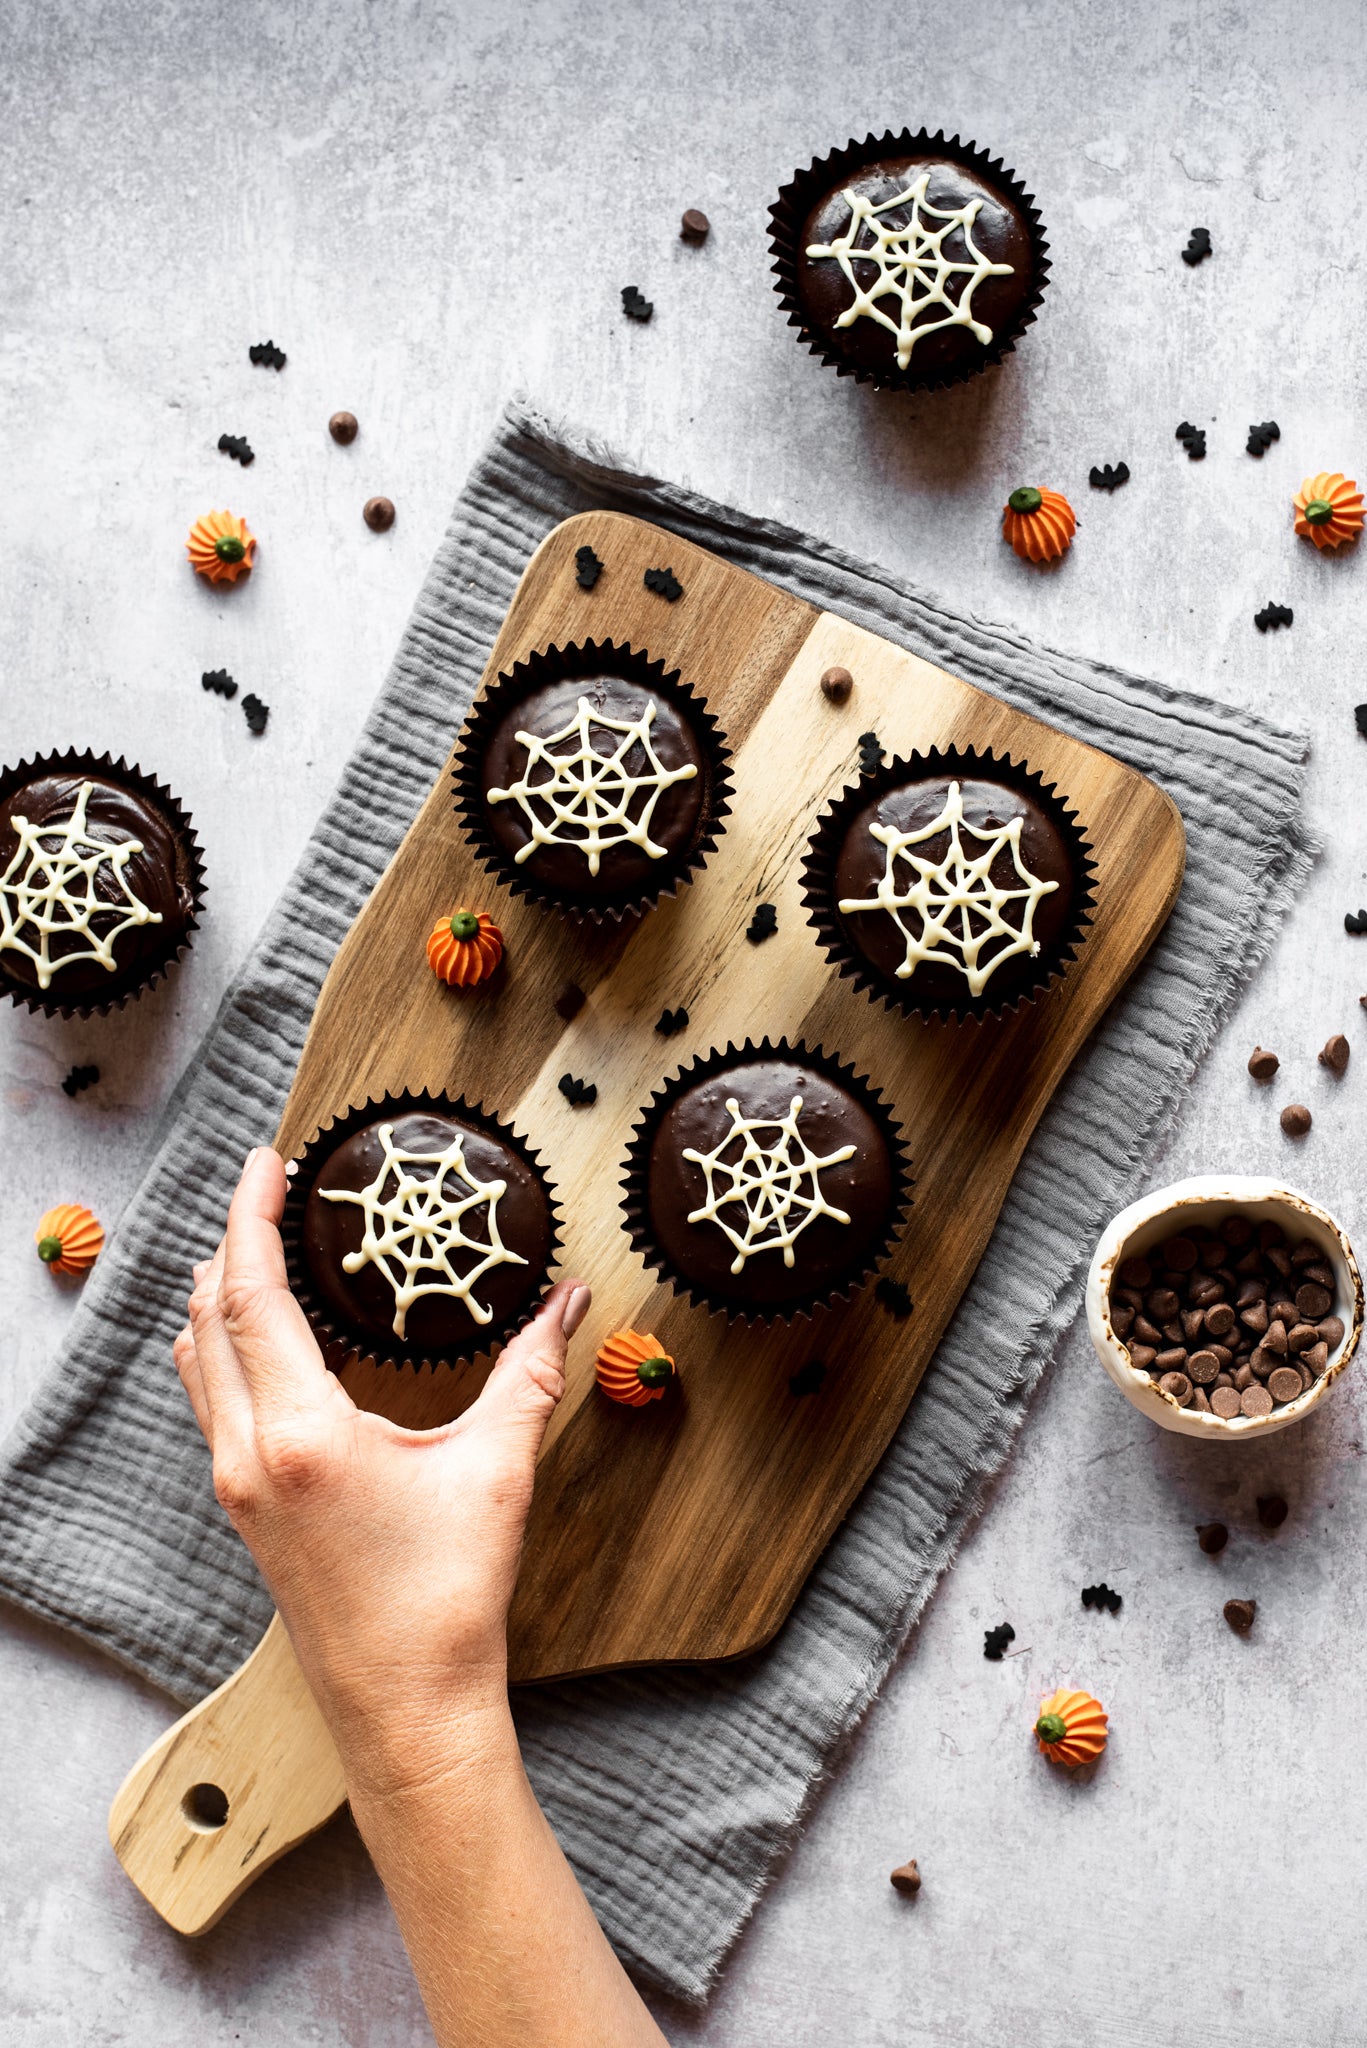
[1085, 1176, 1362, 1437]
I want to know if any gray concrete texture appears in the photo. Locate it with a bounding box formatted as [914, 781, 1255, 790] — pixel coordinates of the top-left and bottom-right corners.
[2, 0, 1366, 2040]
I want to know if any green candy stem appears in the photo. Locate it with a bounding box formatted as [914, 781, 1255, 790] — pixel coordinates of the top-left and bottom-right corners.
[449, 911, 481, 942]
[1304, 498, 1334, 525]
[37, 1236, 63, 1264]
[1035, 1712, 1068, 1744]
[1008, 486, 1043, 515]
[635, 1356, 673, 1387]
[214, 534, 247, 562]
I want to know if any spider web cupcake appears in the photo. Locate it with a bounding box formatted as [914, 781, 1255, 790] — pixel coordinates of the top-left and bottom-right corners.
[622, 1038, 912, 1323]
[801, 745, 1096, 1022]
[454, 640, 732, 923]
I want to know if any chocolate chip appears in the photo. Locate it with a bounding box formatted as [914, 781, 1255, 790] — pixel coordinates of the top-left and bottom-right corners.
[680, 208, 711, 243]
[363, 496, 395, 532]
[1265, 1245, 1291, 1277]
[1263, 1318, 1288, 1356]
[1232, 1362, 1254, 1392]
[1210, 1386, 1242, 1418]
[1319, 1315, 1346, 1350]
[553, 979, 585, 1022]
[328, 411, 358, 444]
[1268, 1367, 1303, 1405]
[1248, 1046, 1280, 1080]
[1256, 1493, 1289, 1528]
[1291, 1238, 1322, 1267]
[1158, 1371, 1193, 1405]
[1196, 1521, 1229, 1554]
[1181, 1308, 1206, 1342]
[1319, 1034, 1350, 1074]
[1147, 1287, 1180, 1321]
[1187, 1349, 1220, 1384]
[1224, 1598, 1257, 1634]
[1240, 1299, 1269, 1335]
[1192, 1386, 1212, 1412]
[1162, 1236, 1199, 1272]
[1155, 1347, 1188, 1374]
[820, 665, 853, 704]
[1111, 1303, 1135, 1338]
[1286, 1321, 1318, 1353]
[1118, 1257, 1153, 1289]
[1296, 1281, 1332, 1320]
[1220, 1214, 1255, 1247]
[1129, 1344, 1157, 1370]
[1241, 1384, 1274, 1418]
[1204, 1302, 1236, 1337]
[1302, 1340, 1329, 1377]
[1280, 1103, 1312, 1136]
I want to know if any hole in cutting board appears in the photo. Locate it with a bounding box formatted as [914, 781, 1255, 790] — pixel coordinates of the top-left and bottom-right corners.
[181, 1782, 230, 1831]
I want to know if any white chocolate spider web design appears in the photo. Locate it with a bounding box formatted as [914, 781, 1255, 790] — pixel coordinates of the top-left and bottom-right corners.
[683, 1095, 856, 1274]
[838, 780, 1059, 996]
[487, 695, 698, 877]
[0, 779, 162, 990]
[805, 172, 1014, 370]
[319, 1123, 528, 1339]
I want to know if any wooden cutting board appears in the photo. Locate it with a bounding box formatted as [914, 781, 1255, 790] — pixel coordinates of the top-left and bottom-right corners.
[109, 509, 1185, 1932]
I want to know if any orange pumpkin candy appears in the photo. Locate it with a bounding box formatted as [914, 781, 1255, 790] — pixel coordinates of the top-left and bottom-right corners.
[596, 1329, 676, 1406]
[35, 1203, 105, 1275]
[1293, 472, 1364, 550]
[427, 909, 503, 987]
[1034, 1687, 1108, 1766]
[1002, 486, 1076, 563]
[187, 510, 256, 584]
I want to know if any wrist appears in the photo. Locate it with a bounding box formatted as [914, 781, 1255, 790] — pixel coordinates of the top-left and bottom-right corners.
[336, 1676, 519, 1806]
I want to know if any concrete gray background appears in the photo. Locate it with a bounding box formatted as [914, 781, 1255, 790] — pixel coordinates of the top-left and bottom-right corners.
[3, 0, 1367, 2041]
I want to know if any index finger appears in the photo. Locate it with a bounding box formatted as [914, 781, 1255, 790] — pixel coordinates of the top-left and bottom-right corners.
[220, 1146, 331, 1407]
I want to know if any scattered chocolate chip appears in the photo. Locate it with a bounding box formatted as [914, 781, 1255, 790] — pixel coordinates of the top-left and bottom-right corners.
[61, 1063, 99, 1098]
[1279, 1103, 1312, 1137]
[249, 340, 286, 369]
[558, 1072, 597, 1108]
[1176, 420, 1207, 459]
[680, 208, 710, 243]
[1224, 1597, 1256, 1634]
[242, 693, 269, 735]
[1196, 1521, 1229, 1554]
[328, 411, 358, 445]
[1246, 420, 1280, 457]
[1256, 1493, 1289, 1529]
[875, 1276, 913, 1320]
[644, 565, 683, 601]
[1081, 1583, 1122, 1613]
[217, 432, 254, 465]
[553, 979, 585, 1022]
[1182, 227, 1212, 266]
[889, 1859, 922, 1896]
[1089, 461, 1130, 491]
[656, 1005, 689, 1037]
[1347, 910, 1367, 934]
[574, 543, 603, 590]
[746, 901, 778, 944]
[789, 1358, 825, 1397]
[363, 496, 395, 532]
[1319, 1034, 1350, 1074]
[858, 730, 883, 775]
[621, 284, 653, 322]
[1255, 602, 1293, 632]
[983, 1622, 1015, 1661]
[1248, 1046, 1279, 1080]
[201, 668, 237, 700]
[820, 665, 854, 704]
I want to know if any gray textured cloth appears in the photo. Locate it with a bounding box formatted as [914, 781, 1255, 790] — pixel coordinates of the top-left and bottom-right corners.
[0, 401, 1314, 2000]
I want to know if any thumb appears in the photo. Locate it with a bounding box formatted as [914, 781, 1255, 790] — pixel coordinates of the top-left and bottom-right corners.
[469, 1279, 590, 1453]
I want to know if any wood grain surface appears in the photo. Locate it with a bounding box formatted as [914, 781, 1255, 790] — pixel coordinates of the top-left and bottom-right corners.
[110, 510, 1184, 1933]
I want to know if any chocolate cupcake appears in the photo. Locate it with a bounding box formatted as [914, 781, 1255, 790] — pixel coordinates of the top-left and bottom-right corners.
[622, 1039, 911, 1322]
[770, 129, 1048, 392]
[454, 640, 731, 922]
[0, 749, 204, 1018]
[802, 747, 1095, 1022]
[282, 1092, 561, 1371]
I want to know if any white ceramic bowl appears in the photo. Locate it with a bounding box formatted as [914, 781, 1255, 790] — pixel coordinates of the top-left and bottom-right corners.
[1086, 1175, 1363, 1438]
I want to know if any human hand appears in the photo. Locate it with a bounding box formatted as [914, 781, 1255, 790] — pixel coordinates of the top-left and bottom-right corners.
[174, 1146, 589, 1796]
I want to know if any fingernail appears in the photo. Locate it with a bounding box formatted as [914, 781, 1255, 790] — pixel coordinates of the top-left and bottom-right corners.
[243, 1146, 260, 1171]
[192, 1261, 208, 1284]
[562, 1284, 591, 1339]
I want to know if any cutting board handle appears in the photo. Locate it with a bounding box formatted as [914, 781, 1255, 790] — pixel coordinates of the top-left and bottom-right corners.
[107, 1612, 348, 1934]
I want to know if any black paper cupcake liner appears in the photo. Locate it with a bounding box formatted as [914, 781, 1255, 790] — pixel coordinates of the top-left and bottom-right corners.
[281, 1088, 563, 1374]
[768, 128, 1050, 395]
[800, 744, 1097, 1024]
[452, 639, 732, 925]
[620, 1036, 913, 1327]
[0, 747, 206, 1020]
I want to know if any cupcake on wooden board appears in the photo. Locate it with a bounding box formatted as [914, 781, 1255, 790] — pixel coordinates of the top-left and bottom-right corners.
[455, 640, 731, 923]
[802, 745, 1094, 1022]
[622, 1039, 912, 1322]
[281, 1091, 560, 1371]
[769, 129, 1049, 393]
[0, 749, 204, 1017]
